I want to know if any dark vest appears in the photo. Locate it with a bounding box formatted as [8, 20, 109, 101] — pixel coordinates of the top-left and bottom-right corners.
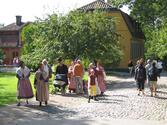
[90, 75, 96, 85]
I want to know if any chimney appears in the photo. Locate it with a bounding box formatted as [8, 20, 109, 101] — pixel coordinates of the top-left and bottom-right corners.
[16, 16, 22, 26]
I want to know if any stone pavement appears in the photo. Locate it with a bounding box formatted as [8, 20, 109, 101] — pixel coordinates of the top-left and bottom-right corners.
[0, 72, 167, 125]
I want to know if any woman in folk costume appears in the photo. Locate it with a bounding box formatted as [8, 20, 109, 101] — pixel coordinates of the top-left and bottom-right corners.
[34, 63, 49, 106]
[42, 59, 49, 83]
[68, 61, 76, 93]
[96, 61, 106, 95]
[16, 61, 34, 106]
[88, 69, 99, 103]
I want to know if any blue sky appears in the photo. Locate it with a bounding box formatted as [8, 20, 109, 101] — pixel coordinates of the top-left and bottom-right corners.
[0, 0, 129, 25]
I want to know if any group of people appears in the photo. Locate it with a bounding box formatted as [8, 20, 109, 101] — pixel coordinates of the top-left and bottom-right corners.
[16, 57, 106, 106]
[133, 58, 163, 97]
[54, 58, 106, 103]
[16, 56, 163, 106]
[16, 59, 51, 106]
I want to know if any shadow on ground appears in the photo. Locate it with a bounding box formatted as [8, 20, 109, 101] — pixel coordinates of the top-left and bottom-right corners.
[13, 118, 96, 125]
[106, 80, 136, 91]
[0, 102, 78, 125]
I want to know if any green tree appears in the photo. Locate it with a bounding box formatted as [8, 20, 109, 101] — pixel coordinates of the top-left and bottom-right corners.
[58, 11, 122, 64]
[109, 0, 167, 63]
[21, 15, 62, 68]
[109, 0, 167, 28]
[108, 0, 131, 8]
[21, 11, 122, 68]
[146, 21, 167, 58]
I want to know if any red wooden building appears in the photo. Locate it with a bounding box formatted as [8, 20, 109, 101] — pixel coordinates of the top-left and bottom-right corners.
[0, 16, 30, 65]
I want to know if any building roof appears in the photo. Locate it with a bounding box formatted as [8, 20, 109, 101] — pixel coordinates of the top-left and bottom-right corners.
[120, 11, 145, 39]
[0, 22, 29, 32]
[77, 0, 145, 39]
[78, 0, 113, 10]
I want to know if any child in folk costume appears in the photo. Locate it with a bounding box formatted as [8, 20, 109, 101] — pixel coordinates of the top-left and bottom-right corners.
[68, 61, 76, 93]
[16, 61, 34, 106]
[88, 69, 99, 103]
[88, 63, 101, 96]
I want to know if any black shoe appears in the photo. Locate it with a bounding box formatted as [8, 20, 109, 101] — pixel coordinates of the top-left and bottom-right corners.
[88, 96, 91, 103]
[94, 98, 98, 101]
[39, 102, 42, 106]
[26, 100, 29, 104]
[94, 96, 98, 101]
[17, 102, 21, 106]
[100, 92, 104, 96]
[45, 101, 48, 106]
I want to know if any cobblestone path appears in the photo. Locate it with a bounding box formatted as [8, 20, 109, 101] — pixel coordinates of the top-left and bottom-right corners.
[0, 72, 167, 125]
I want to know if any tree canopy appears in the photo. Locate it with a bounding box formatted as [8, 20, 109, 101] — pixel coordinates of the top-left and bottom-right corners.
[21, 11, 122, 68]
[109, 0, 167, 67]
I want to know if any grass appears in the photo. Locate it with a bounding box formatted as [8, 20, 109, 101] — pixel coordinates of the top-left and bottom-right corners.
[0, 72, 89, 107]
[0, 72, 35, 107]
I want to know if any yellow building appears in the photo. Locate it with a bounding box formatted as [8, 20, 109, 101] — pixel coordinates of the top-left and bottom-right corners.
[78, 0, 145, 69]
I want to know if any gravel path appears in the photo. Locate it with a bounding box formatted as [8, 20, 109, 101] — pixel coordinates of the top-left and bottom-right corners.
[0, 72, 167, 125]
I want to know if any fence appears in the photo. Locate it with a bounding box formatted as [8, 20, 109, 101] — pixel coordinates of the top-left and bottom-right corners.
[0, 65, 17, 72]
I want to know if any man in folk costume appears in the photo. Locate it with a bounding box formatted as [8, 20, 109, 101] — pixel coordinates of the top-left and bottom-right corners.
[88, 69, 98, 103]
[16, 61, 34, 106]
[34, 63, 49, 106]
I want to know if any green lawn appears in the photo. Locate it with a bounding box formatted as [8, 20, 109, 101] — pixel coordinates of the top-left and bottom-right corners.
[0, 72, 89, 107]
[0, 72, 35, 107]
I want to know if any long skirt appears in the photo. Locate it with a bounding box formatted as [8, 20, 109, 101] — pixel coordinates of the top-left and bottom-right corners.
[68, 77, 76, 90]
[17, 79, 34, 99]
[97, 76, 106, 93]
[36, 81, 49, 102]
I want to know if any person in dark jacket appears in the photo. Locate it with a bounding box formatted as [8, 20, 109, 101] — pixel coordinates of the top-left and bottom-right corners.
[55, 57, 68, 95]
[128, 60, 134, 77]
[148, 62, 159, 97]
[135, 61, 146, 96]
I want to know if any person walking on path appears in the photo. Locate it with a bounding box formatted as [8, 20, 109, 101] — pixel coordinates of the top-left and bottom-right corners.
[156, 59, 163, 77]
[55, 57, 68, 95]
[135, 60, 146, 96]
[34, 63, 49, 106]
[68, 61, 76, 93]
[88, 69, 98, 103]
[16, 61, 34, 106]
[148, 62, 160, 97]
[88, 63, 101, 96]
[96, 61, 106, 95]
[73, 59, 84, 94]
[145, 59, 152, 88]
[128, 60, 134, 77]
